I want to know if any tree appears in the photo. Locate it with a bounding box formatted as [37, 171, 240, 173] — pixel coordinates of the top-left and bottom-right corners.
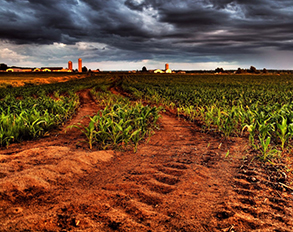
[82, 66, 88, 72]
[0, 63, 8, 70]
[250, 66, 257, 73]
[142, 66, 147, 72]
[236, 68, 244, 74]
[215, 67, 224, 73]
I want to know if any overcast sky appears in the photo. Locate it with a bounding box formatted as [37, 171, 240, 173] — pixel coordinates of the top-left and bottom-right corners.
[1, 0, 293, 70]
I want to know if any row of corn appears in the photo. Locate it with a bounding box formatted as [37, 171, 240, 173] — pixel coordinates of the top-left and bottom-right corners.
[69, 88, 161, 151]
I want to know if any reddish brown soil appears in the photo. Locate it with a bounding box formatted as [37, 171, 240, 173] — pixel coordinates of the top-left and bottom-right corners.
[1, 89, 293, 231]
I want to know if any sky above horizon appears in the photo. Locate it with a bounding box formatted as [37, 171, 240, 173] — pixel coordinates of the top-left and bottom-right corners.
[1, 0, 293, 71]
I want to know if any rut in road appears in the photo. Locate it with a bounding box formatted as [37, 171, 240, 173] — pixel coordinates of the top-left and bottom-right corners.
[76, 112, 241, 231]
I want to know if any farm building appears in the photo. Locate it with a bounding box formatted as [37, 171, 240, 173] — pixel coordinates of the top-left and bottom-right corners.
[153, 64, 173, 73]
[6, 68, 32, 72]
[154, 69, 164, 73]
[57, 69, 72, 72]
[41, 67, 63, 72]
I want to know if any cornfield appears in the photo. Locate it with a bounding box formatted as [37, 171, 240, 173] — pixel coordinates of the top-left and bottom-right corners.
[2, 72, 293, 160]
[122, 74, 293, 160]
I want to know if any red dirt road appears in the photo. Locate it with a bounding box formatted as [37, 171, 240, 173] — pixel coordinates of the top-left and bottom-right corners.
[1, 89, 293, 231]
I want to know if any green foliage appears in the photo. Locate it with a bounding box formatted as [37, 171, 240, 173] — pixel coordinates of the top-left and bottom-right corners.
[0, 94, 79, 147]
[122, 73, 293, 160]
[71, 91, 161, 151]
[0, 74, 114, 147]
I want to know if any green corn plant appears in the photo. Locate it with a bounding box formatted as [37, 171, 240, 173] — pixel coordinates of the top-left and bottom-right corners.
[107, 119, 124, 146]
[121, 125, 134, 147]
[0, 125, 14, 147]
[130, 129, 142, 152]
[204, 105, 215, 129]
[276, 116, 288, 150]
[215, 108, 222, 129]
[259, 136, 271, 160]
[26, 118, 47, 138]
[218, 110, 238, 138]
[68, 115, 99, 149]
[177, 106, 183, 118]
[242, 122, 257, 148]
[287, 123, 293, 146]
[258, 118, 273, 140]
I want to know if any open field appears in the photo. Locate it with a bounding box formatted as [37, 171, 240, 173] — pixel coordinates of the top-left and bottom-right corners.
[1, 73, 293, 231]
[0, 72, 88, 87]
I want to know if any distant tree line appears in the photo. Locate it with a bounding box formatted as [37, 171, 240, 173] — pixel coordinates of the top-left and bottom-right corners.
[0, 63, 8, 70]
[215, 66, 276, 74]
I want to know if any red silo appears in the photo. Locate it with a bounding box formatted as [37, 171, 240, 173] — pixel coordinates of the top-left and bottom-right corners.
[165, 63, 169, 70]
[68, 61, 73, 71]
[78, 58, 82, 72]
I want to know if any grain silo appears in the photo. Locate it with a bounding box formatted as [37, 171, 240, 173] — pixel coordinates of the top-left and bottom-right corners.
[165, 63, 169, 71]
[68, 61, 73, 71]
[78, 58, 82, 72]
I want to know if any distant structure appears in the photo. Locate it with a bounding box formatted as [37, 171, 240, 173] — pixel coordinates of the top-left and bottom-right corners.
[6, 68, 32, 72]
[165, 63, 169, 71]
[78, 58, 82, 72]
[68, 61, 73, 71]
[152, 63, 172, 74]
[3, 64, 72, 73]
[41, 67, 63, 72]
[154, 69, 164, 73]
[165, 63, 172, 73]
[165, 68, 172, 74]
[33, 67, 71, 72]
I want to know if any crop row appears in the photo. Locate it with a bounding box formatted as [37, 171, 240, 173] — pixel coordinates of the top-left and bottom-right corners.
[69, 88, 161, 151]
[0, 93, 79, 147]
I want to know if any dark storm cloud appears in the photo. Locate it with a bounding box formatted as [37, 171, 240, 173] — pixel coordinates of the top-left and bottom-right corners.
[1, 0, 293, 64]
[0, 0, 82, 44]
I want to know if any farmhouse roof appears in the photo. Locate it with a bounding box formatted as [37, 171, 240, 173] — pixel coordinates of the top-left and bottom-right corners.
[41, 67, 63, 70]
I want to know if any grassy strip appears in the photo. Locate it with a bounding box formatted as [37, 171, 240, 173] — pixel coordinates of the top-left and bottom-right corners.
[70, 88, 161, 151]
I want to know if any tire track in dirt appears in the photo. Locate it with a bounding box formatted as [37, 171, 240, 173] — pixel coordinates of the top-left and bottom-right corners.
[51, 112, 244, 231]
[0, 100, 238, 231]
[223, 161, 293, 232]
[99, 87, 293, 231]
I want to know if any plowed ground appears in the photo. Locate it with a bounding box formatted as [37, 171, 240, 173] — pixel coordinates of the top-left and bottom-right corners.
[1, 89, 293, 232]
